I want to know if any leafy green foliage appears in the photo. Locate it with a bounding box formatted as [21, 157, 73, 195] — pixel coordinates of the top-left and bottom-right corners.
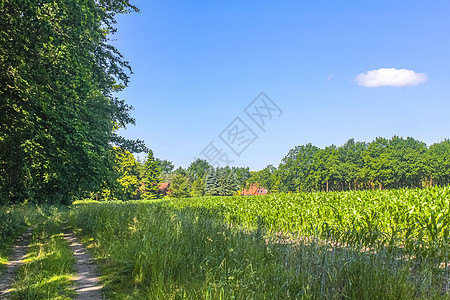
[0, 206, 28, 268]
[113, 147, 140, 200]
[0, 0, 145, 204]
[187, 159, 211, 181]
[156, 159, 174, 175]
[190, 177, 205, 197]
[275, 136, 450, 192]
[247, 165, 278, 192]
[167, 174, 191, 198]
[427, 139, 450, 186]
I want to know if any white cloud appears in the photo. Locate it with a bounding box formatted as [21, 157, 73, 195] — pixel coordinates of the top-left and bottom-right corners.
[354, 68, 427, 87]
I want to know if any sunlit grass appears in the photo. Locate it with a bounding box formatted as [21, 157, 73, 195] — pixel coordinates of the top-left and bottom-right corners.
[0, 207, 26, 274]
[0, 204, 68, 275]
[9, 213, 76, 300]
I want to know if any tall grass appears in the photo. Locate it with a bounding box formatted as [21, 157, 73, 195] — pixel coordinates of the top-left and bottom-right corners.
[68, 197, 450, 299]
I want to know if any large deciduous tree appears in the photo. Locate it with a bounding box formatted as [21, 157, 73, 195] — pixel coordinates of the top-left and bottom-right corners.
[187, 159, 211, 181]
[0, 0, 146, 204]
[156, 159, 175, 175]
[247, 165, 278, 192]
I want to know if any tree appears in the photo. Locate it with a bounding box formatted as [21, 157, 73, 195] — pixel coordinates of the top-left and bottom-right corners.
[156, 159, 175, 175]
[363, 138, 393, 190]
[387, 136, 427, 188]
[188, 159, 211, 181]
[247, 165, 278, 192]
[232, 167, 251, 190]
[308, 145, 339, 192]
[224, 170, 240, 195]
[205, 167, 239, 196]
[427, 140, 450, 186]
[278, 143, 319, 192]
[246, 136, 450, 193]
[204, 168, 218, 196]
[174, 167, 188, 176]
[191, 177, 205, 197]
[0, 0, 146, 204]
[336, 139, 366, 190]
[143, 150, 162, 199]
[113, 148, 140, 200]
[168, 174, 191, 198]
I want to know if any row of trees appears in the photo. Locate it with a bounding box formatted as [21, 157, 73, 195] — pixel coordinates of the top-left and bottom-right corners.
[0, 1, 145, 205]
[113, 136, 450, 199]
[255, 136, 450, 192]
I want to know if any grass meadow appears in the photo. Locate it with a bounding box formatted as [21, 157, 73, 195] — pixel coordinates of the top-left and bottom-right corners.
[66, 187, 450, 299]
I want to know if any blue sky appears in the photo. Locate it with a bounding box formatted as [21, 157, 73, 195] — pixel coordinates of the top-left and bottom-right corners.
[114, 1, 450, 170]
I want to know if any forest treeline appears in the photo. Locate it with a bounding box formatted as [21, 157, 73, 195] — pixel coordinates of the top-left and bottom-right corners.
[262, 136, 450, 192]
[114, 136, 450, 199]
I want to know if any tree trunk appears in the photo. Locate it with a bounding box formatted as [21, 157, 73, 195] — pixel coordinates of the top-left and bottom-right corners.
[326, 180, 329, 192]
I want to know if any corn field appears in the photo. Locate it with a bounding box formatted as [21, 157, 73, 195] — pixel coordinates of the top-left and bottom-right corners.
[166, 186, 450, 258]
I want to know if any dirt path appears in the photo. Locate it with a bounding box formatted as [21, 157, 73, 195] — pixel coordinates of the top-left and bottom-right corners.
[63, 232, 103, 300]
[0, 228, 33, 298]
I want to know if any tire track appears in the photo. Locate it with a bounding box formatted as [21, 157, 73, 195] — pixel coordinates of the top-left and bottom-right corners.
[0, 228, 32, 298]
[63, 232, 103, 300]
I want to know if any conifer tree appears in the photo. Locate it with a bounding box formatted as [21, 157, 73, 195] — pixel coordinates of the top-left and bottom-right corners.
[217, 168, 239, 196]
[216, 168, 227, 196]
[205, 168, 218, 196]
[205, 167, 239, 196]
[226, 171, 240, 195]
[143, 150, 162, 199]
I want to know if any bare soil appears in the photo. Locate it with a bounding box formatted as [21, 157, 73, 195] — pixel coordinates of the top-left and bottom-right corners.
[63, 232, 103, 300]
[0, 228, 32, 298]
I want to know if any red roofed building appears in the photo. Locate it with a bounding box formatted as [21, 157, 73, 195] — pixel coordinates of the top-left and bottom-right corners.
[241, 184, 268, 196]
[158, 182, 170, 196]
